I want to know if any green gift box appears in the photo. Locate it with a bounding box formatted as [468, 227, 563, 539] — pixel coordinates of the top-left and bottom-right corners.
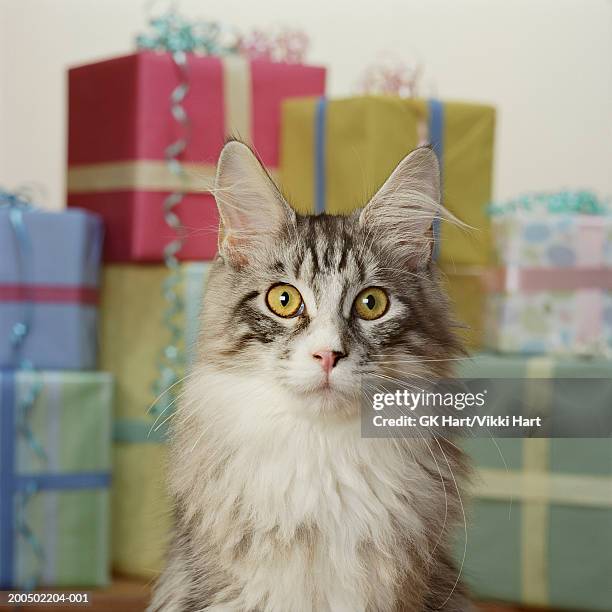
[457, 354, 612, 610]
[100, 263, 210, 577]
[0, 370, 113, 588]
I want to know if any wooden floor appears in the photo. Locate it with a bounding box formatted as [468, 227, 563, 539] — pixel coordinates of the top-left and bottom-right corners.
[0, 578, 554, 611]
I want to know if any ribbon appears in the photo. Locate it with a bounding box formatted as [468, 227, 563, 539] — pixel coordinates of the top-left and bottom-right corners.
[0, 286, 99, 305]
[314, 97, 327, 215]
[237, 28, 309, 63]
[1, 190, 36, 369]
[136, 11, 250, 420]
[357, 57, 422, 98]
[473, 468, 612, 508]
[1, 191, 46, 587]
[312, 99, 445, 259]
[484, 267, 612, 293]
[489, 191, 610, 217]
[138, 13, 195, 420]
[136, 10, 309, 63]
[136, 12, 239, 56]
[427, 99, 444, 260]
[0, 372, 111, 588]
[135, 9, 310, 421]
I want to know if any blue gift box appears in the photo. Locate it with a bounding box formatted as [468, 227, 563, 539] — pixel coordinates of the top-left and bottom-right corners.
[0, 206, 103, 369]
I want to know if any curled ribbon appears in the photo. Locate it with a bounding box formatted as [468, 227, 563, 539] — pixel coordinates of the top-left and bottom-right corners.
[488, 191, 611, 217]
[137, 10, 311, 422]
[137, 17, 196, 420]
[136, 9, 309, 62]
[1, 189, 47, 588]
[136, 12, 239, 55]
[357, 57, 423, 98]
[237, 28, 310, 63]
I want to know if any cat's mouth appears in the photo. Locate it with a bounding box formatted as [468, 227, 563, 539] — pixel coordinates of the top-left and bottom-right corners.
[287, 373, 360, 407]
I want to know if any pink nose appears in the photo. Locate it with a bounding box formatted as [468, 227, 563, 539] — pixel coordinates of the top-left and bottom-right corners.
[312, 349, 346, 374]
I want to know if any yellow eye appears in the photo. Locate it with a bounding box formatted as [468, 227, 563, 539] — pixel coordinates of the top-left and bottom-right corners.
[354, 287, 389, 320]
[266, 284, 304, 318]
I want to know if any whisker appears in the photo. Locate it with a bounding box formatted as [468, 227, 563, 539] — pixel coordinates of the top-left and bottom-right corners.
[434, 436, 467, 610]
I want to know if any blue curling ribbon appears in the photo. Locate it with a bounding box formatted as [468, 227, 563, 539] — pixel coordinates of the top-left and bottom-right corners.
[136, 9, 241, 423]
[1, 190, 46, 588]
[136, 11, 239, 56]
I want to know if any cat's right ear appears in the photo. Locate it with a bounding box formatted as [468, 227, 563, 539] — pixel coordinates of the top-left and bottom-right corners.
[213, 140, 295, 266]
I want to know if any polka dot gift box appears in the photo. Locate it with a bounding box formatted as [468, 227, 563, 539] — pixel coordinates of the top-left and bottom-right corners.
[484, 192, 612, 356]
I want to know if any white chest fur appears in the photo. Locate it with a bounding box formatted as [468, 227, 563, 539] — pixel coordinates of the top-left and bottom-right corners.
[174, 371, 434, 612]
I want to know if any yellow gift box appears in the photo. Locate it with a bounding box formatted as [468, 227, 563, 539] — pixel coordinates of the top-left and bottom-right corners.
[280, 96, 496, 266]
[439, 266, 489, 349]
[100, 263, 211, 576]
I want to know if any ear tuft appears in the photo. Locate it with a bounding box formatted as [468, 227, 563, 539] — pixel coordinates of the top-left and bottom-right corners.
[213, 141, 294, 266]
[359, 146, 443, 267]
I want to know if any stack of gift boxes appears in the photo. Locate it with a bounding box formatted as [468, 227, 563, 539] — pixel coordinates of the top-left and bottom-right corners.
[3, 23, 608, 611]
[455, 193, 612, 611]
[0, 201, 113, 588]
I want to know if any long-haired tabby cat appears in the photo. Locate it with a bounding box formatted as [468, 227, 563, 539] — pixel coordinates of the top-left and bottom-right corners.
[149, 141, 471, 611]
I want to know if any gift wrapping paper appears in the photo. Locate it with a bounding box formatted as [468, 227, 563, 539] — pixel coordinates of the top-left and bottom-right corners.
[100, 263, 209, 576]
[0, 370, 113, 588]
[0, 208, 103, 370]
[485, 214, 612, 355]
[457, 353, 612, 610]
[439, 266, 488, 349]
[280, 96, 496, 265]
[67, 52, 326, 262]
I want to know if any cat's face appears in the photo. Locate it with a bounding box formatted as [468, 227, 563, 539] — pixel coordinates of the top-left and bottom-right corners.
[201, 142, 461, 413]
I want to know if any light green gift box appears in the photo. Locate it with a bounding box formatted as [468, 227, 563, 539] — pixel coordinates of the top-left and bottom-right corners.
[457, 354, 612, 610]
[0, 370, 113, 588]
[99, 263, 210, 577]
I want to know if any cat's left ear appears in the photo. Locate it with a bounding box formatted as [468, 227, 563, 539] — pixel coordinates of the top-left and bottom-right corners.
[359, 147, 442, 268]
[213, 140, 295, 266]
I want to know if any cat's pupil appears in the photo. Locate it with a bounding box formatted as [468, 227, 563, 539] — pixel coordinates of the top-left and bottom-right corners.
[280, 292, 289, 307]
[363, 295, 375, 310]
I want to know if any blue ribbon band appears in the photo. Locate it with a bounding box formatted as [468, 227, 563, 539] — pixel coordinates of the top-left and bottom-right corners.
[0, 368, 17, 587]
[0, 372, 110, 588]
[314, 97, 327, 215]
[14, 473, 111, 491]
[427, 99, 444, 261]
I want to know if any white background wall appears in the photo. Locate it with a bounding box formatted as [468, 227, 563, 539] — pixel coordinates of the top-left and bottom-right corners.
[1, 0, 611, 210]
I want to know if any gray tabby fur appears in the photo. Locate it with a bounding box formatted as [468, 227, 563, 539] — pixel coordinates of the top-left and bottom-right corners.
[149, 142, 472, 612]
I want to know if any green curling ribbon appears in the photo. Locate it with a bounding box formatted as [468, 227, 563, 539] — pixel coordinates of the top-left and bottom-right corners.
[136, 11, 240, 55]
[488, 190, 611, 217]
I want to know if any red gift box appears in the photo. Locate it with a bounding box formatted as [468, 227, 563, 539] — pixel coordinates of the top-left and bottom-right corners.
[67, 51, 326, 262]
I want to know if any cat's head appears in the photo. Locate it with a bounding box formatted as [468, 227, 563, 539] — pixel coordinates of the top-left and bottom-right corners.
[201, 141, 462, 414]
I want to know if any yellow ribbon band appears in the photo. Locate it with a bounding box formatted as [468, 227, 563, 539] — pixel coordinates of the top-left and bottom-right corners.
[473, 468, 612, 509]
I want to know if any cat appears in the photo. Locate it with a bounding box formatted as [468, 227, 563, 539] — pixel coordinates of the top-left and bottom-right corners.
[149, 141, 472, 612]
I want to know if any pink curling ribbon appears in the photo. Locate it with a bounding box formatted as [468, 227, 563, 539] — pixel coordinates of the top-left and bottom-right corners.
[237, 28, 310, 63]
[358, 58, 423, 98]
